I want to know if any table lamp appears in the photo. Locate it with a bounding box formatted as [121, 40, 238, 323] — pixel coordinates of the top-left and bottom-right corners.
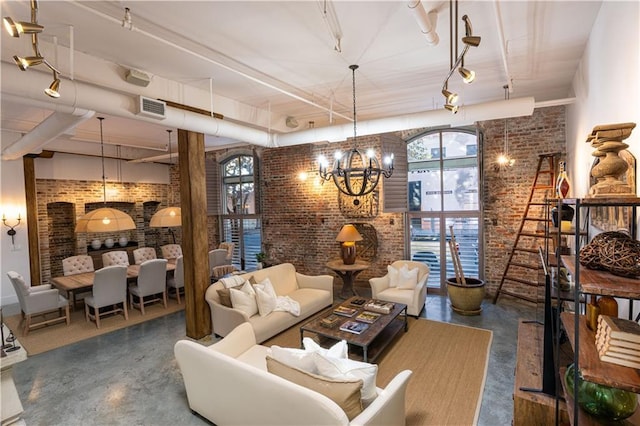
[336, 224, 363, 265]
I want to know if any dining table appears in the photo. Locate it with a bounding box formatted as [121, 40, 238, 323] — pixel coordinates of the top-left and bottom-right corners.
[51, 259, 176, 310]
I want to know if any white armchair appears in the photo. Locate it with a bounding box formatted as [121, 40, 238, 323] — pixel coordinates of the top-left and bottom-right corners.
[369, 260, 429, 317]
[7, 271, 70, 335]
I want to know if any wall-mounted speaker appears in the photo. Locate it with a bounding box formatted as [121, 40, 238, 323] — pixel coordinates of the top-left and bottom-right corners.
[125, 69, 151, 87]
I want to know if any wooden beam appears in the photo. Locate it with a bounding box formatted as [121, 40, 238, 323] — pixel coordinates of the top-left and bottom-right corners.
[23, 156, 41, 285]
[178, 129, 211, 338]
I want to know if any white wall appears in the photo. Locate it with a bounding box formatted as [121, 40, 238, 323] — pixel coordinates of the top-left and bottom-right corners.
[0, 150, 169, 306]
[566, 1, 640, 318]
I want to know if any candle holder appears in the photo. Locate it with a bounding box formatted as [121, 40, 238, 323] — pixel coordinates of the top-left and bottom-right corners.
[2, 213, 22, 245]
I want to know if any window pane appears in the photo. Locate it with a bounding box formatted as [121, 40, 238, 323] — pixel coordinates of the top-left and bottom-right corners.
[240, 155, 253, 176]
[409, 217, 442, 287]
[442, 162, 478, 211]
[224, 158, 240, 177]
[241, 182, 255, 214]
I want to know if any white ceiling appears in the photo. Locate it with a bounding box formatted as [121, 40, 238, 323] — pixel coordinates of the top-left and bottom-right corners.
[1, 0, 603, 162]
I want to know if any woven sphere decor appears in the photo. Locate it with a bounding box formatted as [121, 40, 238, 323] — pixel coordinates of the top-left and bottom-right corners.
[579, 231, 640, 278]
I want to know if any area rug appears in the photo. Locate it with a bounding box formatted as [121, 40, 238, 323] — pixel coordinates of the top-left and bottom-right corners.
[4, 298, 185, 356]
[265, 318, 493, 426]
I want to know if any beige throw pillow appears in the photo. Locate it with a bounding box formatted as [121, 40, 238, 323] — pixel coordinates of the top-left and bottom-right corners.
[266, 356, 363, 420]
[313, 353, 379, 404]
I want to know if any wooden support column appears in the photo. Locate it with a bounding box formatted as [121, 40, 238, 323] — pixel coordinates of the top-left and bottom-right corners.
[177, 129, 211, 339]
[23, 156, 41, 285]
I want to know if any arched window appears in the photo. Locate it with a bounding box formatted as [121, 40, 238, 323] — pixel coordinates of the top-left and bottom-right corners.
[407, 128, 482, 291]
[220, 154, 261, 270]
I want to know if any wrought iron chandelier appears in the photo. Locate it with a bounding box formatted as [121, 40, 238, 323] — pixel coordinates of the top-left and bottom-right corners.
[318, 65, 394, 197]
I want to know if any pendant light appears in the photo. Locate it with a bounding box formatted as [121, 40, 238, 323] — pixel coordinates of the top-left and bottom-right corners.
[75, 117, 136, 233]
[496, 85, 515, 169]
[318, 65, 394, 197]
[150, 130, 181, 241]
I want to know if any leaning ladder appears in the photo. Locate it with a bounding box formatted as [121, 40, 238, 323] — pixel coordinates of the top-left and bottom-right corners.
[493, 153, 559, 304]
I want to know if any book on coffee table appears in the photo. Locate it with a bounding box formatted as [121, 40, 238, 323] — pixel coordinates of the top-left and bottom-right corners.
[340, 320, 369, 335]
[355, 311, 381, 324]
[364, 300, 394, 315]
[320, 314, 342, 328]
[333, 306, 358, 317]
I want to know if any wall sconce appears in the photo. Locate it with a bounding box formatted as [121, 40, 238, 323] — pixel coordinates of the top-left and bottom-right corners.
[2, 213, 22, 244]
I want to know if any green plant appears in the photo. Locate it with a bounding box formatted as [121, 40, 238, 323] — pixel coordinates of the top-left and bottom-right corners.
[255, 252, 266, 263]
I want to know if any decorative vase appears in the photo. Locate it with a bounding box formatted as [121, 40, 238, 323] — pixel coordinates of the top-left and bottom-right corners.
[445, 277, 485, 315]
[586, 296, 600, 331]
[118, 236, 128, 247]
[564, 363, 638, 421]
[598, 296, 618, 317]
[556, 161, 571, 198]
[551, 204, 575, 227]
[91, 239, 102, 250]
[104, 238, 115, 248]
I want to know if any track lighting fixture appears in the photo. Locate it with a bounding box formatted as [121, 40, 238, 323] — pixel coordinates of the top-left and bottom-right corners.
[440, 1, 480, 112]
[4, 0, 62, 98]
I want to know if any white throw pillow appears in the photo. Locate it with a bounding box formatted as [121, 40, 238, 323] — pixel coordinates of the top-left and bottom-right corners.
[387, 265, 399, 287]
[269, 346, 317, 373]
[313, 354, 379, 403]
[303, 338, 348, 359]
[397, 265, 419, 290]
[229, 281, 258, 317]
[254, 277, 278, 299]
[255, 286, 277, 316]
[220, 275, 246, 289]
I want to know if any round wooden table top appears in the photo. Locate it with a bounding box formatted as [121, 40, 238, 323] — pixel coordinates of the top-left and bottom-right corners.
[325, 259, 371, 272]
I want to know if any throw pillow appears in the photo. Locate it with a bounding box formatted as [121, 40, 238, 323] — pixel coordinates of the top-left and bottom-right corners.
[387, 265, 399, 287]
[220, 275, 246, 289]
[255, 286, 277, 316]
[269, 346, 317, 373]
[266, 356, 363, 420]
[229, 281, 258, 316]
[216, 284, 243, 307]
[313, 353, 379, 404]
[303, 338, 348, 359]
[397, 265, 419, 290]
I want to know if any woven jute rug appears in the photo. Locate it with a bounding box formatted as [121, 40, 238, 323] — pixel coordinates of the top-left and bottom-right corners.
[266, 317, 493, 426]
[4, 298, 185, 356]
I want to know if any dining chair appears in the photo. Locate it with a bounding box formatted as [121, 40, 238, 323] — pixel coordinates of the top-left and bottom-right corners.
[133, 247, 157, 265]
[129, 258, 168, 314]
[62, 255, 95, 275]
[167, 255, 184, 304]
[7, 271, 70, 335]
[84, 265, 129, 328]
[161, 244, 183, 260]
[102, 250, 130, 267]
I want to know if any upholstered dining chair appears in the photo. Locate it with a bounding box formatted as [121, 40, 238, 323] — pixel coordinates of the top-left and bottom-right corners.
[62, 255, 95, 308]
[133, 247, 157, 265]
[369, 260, 430, 317]
[167, 255, 184, 304]
[218, 242, 234, 263]
[85, 265, 128, 328]
[102, 250, 130, 267]
[129, 258, 168, 314]
[161, 244, 182, 260]
[7, 271, 70, 335]
[209, 249, 230, 279]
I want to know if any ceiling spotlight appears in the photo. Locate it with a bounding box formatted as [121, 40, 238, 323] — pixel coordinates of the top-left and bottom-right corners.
[458, 66, 476, 84]
[2, 17, 43, 37]
[444, 103, 459, 114]
[462, 35, 481, 47]
[13, 55, 43, 71]
[45, 72, 61, 98]
[442, 88, 458, 104]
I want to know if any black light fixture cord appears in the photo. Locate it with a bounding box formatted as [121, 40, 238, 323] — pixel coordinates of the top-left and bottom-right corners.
[350, 64, 359, 150]
[98, 117, 106, 205]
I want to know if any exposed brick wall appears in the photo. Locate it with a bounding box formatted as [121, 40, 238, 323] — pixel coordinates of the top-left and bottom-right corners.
[479, 106, 566, 300]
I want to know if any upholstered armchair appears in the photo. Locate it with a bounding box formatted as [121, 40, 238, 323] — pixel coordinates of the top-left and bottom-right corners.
[369, 260, 429, 317]
[161, 244, 182, 260]
[102, 250, 130, 267]
[133, 247, 157, 265]
[7, 271, 70, 335]
[129, 259, 168, 314]
[85, 265, 128, 328]
[218, 242, 234, 262]
[209, 249, 230, 278]
[167, 255, 184, 304]
[62, 255, 95, 275]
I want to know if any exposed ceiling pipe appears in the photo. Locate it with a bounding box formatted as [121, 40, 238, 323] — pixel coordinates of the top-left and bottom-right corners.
[493, 0, 513, 92]
[69, 1, 352, 122]
[534, 97, 576, 108]
[407, 0, 439, 45]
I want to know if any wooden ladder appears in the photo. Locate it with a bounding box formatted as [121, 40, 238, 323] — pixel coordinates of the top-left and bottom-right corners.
[493, 153, 560, 304]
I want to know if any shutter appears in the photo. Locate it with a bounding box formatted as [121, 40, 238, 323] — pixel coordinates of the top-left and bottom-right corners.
[205, 155, 220, 215]
[382, 133, 408, 212]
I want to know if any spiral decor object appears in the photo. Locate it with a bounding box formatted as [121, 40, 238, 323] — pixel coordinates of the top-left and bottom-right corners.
[579, 231, 640, 277]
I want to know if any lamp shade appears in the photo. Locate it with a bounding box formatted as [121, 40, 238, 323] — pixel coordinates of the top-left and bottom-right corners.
[75, 208, 136, 233]
[336, 224, 363, 242]
[150, 207, 182, 228]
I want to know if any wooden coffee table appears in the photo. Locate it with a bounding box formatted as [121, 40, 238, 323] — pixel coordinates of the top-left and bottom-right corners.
[299, 297, 407, 363]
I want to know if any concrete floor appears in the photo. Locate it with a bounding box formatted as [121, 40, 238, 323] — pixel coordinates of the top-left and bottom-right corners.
[6, 292, 537, 426]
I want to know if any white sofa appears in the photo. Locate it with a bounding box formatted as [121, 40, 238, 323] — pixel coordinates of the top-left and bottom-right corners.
[205, 263, 333, 343]
[174, 322, 413, 426]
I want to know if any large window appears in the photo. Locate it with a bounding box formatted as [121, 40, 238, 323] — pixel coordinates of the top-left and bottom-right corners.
[221, 154, 261, 270]
[407, 129, 481, 291]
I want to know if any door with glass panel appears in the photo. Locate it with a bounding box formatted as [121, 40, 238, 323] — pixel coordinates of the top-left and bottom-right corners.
[407, 129, 481, 292]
